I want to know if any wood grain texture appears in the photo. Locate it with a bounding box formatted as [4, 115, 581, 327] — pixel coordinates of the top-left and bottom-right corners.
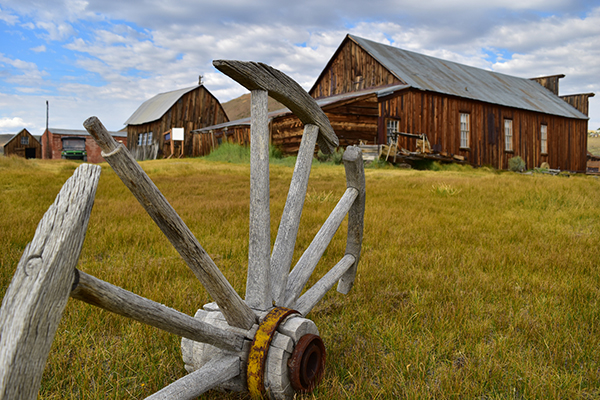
[145, 355, 240, 400]
[0, 164, 101, 400]
[84, 116, 257, 330]
[270, 124, 319, 306]
[295, 254, 355, 316]
[213, 59, 339, 154]
[283, 187, 359, 308]
[338, 146, 365, 294]
[246, 89, 271, 310]
[71, 270, 244, 352]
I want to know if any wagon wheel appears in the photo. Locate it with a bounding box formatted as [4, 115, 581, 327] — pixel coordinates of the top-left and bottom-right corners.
[0, 60, 365, 400]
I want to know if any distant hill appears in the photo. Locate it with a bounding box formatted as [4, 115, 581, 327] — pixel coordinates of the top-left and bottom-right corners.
[222, 93, 286, 121]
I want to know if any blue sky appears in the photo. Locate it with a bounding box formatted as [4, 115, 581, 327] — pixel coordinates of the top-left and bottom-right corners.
[0, 0, 599, 136]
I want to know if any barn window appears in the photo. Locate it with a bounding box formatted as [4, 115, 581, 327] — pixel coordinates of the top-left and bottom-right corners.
[540, 124, 548, 154]
[504, 119, 513, 152]
[460, 113, 470, 149]
[386, 120, 399, 144]
[21, 136, 29, 145]
[138, 133, 143, 146]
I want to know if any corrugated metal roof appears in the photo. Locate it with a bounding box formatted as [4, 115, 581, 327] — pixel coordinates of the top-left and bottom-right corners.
[49, 128, 126, 137]
[348, 34, 587, 120]
[125, 85, 201, 126]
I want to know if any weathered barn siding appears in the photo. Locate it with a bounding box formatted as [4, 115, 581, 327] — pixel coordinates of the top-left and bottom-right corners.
[310, 39, 401, 99]
[560, 93, 595, 117]
[379, 89, 587, 171]
[3, 129, 41, 159]
[193, 125, 251, 156]
[127, 86, 228, 159]
[530, 75, 564, 96]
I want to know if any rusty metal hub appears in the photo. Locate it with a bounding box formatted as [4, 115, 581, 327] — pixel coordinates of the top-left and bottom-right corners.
[288, 333, 326, 393]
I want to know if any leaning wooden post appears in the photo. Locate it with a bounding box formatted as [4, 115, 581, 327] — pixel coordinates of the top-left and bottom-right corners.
[83, 116, 256, 330]
[0, 164, 101, 400]
[337, 146, 365, 293]
[245, 89, 272, 310]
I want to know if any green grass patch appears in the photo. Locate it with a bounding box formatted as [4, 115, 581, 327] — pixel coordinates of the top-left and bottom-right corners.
[2, 155, 600, 399]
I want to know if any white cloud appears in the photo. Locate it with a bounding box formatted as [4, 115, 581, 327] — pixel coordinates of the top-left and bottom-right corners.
[0, 116, 32, 131]
[30, 45, 46, 52]
[0, 1, 599, 132]
[0, 7, 19, 25]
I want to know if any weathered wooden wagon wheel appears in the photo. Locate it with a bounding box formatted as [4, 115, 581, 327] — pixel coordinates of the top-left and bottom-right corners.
[0, 60, 365, 400]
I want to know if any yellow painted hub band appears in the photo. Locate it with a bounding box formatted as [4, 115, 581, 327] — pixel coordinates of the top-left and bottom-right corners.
[247, 307, 299, 398]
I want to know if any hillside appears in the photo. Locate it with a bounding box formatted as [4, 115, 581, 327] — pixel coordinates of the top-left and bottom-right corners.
[222, 93, 286, 121]
[588, 136, 600, 156]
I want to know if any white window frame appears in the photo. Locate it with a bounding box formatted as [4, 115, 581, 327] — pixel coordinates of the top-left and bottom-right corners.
[540, 124, 548, 154]
[386, 119, 399, 144]
[460, 113, 470, 149]
[504, 119, 513, 152]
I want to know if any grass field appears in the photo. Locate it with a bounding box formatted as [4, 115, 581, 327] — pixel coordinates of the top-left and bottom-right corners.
[2, 153, 600, 399]
[588, 136, 600, 156]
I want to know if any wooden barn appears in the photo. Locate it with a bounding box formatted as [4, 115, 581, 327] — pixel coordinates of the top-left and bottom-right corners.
[42, 128, 127, 163]
[3, 129, 41, 159]
[199, 34, 593, 172]
[125, 78, 229, 160]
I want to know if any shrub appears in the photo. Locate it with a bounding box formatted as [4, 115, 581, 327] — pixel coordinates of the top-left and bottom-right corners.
[508, 156, 526, 172]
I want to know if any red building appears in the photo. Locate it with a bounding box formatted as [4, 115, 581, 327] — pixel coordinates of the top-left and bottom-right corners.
[41, 128, 127, 164]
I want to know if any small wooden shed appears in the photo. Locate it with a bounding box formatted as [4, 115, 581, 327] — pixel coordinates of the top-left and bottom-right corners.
[3, 129, 41, 159]
[125, 79, 229, 160]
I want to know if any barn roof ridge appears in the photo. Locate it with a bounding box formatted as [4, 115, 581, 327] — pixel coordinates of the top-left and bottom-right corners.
[124, 84, 202, 126]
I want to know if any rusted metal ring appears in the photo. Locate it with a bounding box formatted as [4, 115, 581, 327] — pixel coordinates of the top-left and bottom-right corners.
[246, 307, 299, 398]
[288, 333, 326, 393]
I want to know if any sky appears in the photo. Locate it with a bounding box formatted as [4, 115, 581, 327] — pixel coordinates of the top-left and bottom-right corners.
[0, 0, 599, 136]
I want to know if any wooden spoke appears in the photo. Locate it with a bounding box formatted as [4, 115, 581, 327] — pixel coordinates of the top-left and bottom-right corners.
[283, 187, 359, 308]
[84, 116, 257, 330]
[212, 60, 338, 154]
[71, 269, 245, 352]
[0, 164, 101, 400]
[246, 89, 272, 310]
[270, 124, 319, 305]
[295, 254, 356, 317]
[145, 355, 240, 400]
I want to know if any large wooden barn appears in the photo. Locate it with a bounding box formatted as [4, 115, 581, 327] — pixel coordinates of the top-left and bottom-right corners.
[199, 34, 593, 172]
[125, 78, 229, 160]
[3, 129, 41, 159]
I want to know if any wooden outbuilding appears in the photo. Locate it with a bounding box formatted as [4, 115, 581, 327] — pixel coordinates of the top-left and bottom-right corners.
[125, 78, 229, 160]
[3, 129, 41, 159]
[41, 128, 127, 164]
[199, 34, 593, 172]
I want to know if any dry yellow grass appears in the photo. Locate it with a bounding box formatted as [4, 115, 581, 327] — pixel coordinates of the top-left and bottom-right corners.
[2, 154, 600, 399]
